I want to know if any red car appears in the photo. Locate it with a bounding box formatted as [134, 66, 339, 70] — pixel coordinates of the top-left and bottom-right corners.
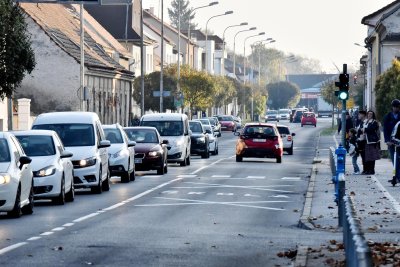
[217, 115, 237, 132]
[234, 123, 283, 163]
[301, 112, 317, 127]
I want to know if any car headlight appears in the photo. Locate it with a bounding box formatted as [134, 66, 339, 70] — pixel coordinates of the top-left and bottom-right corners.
[79, 157, 97, 167]
[197, 137, 206, 144]
[35, 165, 56, 177]
[148, 151, 160, 157]
[0, 174, 10, 184]
[112, 150, 124, 159]
[175, 139, 184, 146]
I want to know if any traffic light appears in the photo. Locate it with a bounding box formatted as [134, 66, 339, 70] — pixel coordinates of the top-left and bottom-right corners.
[334, 73, 349, 100]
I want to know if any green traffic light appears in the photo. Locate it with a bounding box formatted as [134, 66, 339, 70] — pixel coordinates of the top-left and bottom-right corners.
[338, 91, 348, 100]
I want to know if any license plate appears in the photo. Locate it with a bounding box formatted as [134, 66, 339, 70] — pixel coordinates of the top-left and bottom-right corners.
[134, 159, 142, 164]
[253, 139, 266, 142]
[306, 122, 312, 124]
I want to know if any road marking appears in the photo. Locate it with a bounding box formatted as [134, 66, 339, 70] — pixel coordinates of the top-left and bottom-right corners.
[190, 156, 233, 174]
[51, 227, 64, 232]
[177, 175, 197, 178]
[124, 178, 183, 202]
[212, 175, 231, 178]
[103, 202, 126, 211]
[136, 203, 205, 207]
[40, 232, 54, 236]
[184, 182, 294, 193]
[142, 175, 161, 178]
[161, 190, 179, 194]
[281, 177, 301, 180]
[217, 193, 234, 196]
[270, 195, 290, 198]
[63, 223, 74, 227]
[246, 176, 266, 179]
[0, 242, 28, 255]
[190, 166, 208, 174]
[244, 194, 261, 197]
[371, 175, 400, 214]
[27, 237, 41, 241]
[73, 213, 99, 222]
[188, 192, 205, 195]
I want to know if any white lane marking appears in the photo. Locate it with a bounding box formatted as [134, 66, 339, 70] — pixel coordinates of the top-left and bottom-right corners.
[143, 175, 161, 178]
[103, 203, 126, 211]
[124, 178, 183, 202]
[188, 192, 205, 195]
[184, 182, 294, 193]
[281, 177, 301, 180]
[212, 175, 231, 178]
[63, 223, 74, 227]
[191, 156, 233, 174]
[270, 195, 290, 198]
[27, 237, 41, 241]
[217, 193, 234, 196]
[136, 203, 206, 207]
[244, 194, 261, 197]
[0, 242, 28, 255]
[177, 175, 197, 178]
[246, 176, 266, 179]
[371, 175, 400, 213]
[40, 232, 54, 236]
[73, 212, 99, 222]
[190, 166, 208, 174]
[162, 190, 179, 194]
[51, 227, 64, 232]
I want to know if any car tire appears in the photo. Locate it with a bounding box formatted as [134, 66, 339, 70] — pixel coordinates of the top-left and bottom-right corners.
[186, 154, 191, 166]
[218, 132, 222, 137]
[130, 169, 136, 181]
[276, 156, 282, 163]
[53, 177, 66, 205]
[65, 178, 75, 202]
[102, 169, 111, 191]
[236, 155, 243, 162]
[314, 124, 317, 127]
[288, 145, 293, 155]
[21, 183, 34, 215]
[8, 184, 22, 218]
[180, 152, 187, 167]
[216, 146, 219, 155]
[157, 158, 165, 175]
[201, 151, 208, 158]
[163, 158, 168, 174]
[92, 169, 103, 194]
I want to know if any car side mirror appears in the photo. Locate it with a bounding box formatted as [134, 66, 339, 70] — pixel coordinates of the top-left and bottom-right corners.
[292, 133, 296, 136]
[128, 141, 136, 147]
[61, 151, 73, 158]
[162, 140, 169, 145]
[234, 132, 240, 136]
[98, 140, 111, 148]
[19, 156, 32, 170]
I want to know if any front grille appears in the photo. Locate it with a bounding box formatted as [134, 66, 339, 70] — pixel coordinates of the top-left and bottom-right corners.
[0, 200, 6, 207]
[74, 176, 83, 184]
[135, 153, 145, 159]
[34, 186, 53, 194]
[84, 175, 97, 182]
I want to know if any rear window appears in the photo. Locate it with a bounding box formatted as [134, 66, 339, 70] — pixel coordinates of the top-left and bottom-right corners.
[33, 124, 95, 147]
[189, 122, 203, 133]
[15, 135, 56, 157]
[124, 129, 158, 143]
[217, 116, 233, 121]
[267, 111, 278, 115]
[304, 113, 315, 118]
[277, 127, 290, 135]
[295, 111, 303, 117]
[243, 126, 276, 137]
[104, 128, 123, 144]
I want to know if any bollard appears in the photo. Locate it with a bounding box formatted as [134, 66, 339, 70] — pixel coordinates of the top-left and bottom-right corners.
[334, 145, 346, 204]
[338, 173, 346, 227]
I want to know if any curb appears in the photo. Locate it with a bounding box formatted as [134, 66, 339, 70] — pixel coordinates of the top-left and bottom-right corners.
[293, 245, 309, 267]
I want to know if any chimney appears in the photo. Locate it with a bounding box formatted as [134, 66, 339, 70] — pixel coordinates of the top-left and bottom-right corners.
[149, 7, 155, 15]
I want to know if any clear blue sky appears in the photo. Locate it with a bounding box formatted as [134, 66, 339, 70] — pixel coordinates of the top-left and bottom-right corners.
[143, 0, 393, 73]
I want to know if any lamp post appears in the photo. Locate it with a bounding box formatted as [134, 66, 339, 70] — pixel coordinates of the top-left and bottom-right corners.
[205, 10, 233, 73]
[222, 22, 248, 76]
[187, 2, 218, 66]
[140, 0, 144, 116]
[160, 0, 164, 112]
[233, 27, 256, 78]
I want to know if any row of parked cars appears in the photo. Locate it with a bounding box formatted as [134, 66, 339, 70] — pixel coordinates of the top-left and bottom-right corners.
[0, 112, 227, 218]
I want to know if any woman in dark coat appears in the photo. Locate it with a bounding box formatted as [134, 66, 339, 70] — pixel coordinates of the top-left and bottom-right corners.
[363, 110, 381, 174]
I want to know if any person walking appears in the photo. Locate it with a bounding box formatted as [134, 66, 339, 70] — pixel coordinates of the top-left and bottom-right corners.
[390, 120, 400, 184]
[363, 110, 381, 175]
[348, 128, 360, 174]
[383, 99, 400, 164]
[356, 111, 367, 174]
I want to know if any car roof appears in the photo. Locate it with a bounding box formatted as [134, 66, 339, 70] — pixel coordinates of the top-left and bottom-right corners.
[102, 124, 122, 129]
[141, 113, 187, 121]
[33, 112, 100, 125]
[12, 130, 56, 136]
[244, 123, 276, 127]
[189, 120, 202, 124]
[123, 126, 158, 131]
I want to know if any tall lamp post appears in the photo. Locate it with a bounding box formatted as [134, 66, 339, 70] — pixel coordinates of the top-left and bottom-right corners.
[222, 22, 248, 76]
[160, 0, 164, 112]
[187, 2, 219, 65]
[205, 10, 233, 73]
[233, 27, 256, 78]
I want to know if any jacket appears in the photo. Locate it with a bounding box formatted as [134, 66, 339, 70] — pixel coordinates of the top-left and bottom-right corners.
[338, 117, 354, 134]
[383, 112, 400, 143]
[364, 120, 380, 144]
[391, 120, 400, 145]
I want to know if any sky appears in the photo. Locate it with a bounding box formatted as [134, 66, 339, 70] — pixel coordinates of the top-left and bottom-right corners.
[142, 0, 394, 73]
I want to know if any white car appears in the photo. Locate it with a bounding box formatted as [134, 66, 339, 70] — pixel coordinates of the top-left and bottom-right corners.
[279, 109, 291, 120]
[13, 130, 75, 205]
[276, 125, 295, 155]
[103, 124, 136, 183]
[0, 132, 34, 218]
[203, 125, 219, 155]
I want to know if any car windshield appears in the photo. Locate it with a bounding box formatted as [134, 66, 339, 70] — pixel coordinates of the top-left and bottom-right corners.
[277, 127, 290, 135]
[199, 119, 210, 125]
[279, 109, 290, 114]
[295, 111, 303, 117]
[15, 135, 56, 157]
[104, 128, 123, 144]
[32, 124, 95, 147]
[243, 126, 276, 137]
[208, 118, 217, 125]
[267, 111, 278, 115]
[141, 121, 183, 136]
[217, 116, 233, 121]
[124, 129, 158, 143]
[189, 122, 203, 133]
[0, 139, 11, 162]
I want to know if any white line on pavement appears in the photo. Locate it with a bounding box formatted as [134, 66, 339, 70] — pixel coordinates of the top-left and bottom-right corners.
[27, 237, 41, 241]
[177, 175, 197, 178]
[191, 156, 233, 174]
[73, 213, 99, 222]
[103, 203, 126, 211]
[184, 182, 294, 193]
[51, 227, 65, 232]
[281, 177, 301, 180]
[62, 223, 74, 227]
[371, 175, 400, 214]
[0, 242, 28, 256]
[161, 190, 179, 194]
[246, 176, 266, 179]
[212, 175, 231, 178]
[188, 192, 205, 195]
[40, 232, 54, 236]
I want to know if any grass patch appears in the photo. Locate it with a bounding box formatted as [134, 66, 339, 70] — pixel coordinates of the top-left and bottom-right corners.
[320, 126, 337, 136]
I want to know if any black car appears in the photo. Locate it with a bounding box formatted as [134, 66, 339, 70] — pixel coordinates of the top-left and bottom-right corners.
[292, 110, 304, 123]
[189, 121, 210, 158]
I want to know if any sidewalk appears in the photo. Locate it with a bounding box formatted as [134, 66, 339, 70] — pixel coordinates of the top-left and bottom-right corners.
[297, 134, 400, 267]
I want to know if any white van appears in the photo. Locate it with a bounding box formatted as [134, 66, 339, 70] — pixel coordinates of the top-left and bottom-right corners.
[32, 112, 111, 194]
[140, 113, 191, 166]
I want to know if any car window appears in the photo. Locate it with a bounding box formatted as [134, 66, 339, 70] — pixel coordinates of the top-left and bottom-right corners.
[104, 128, 124, 144]
[267, 111, 278, 115]
[141, 121, 183, 136]
[15, 135, 56, 157]
[277, 127, 290, 135]
[33, 124, 95, 147]
[244, 126, 276, 136]
[189, 122, 203, 133]
[217, 116, 233, 121]
[124, 129, 158, 143]
[0, 138, 11, 162]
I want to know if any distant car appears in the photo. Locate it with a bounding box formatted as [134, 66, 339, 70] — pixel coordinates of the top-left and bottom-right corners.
[279, 109, 291, 120]
[217, 115, 237, 132]
[103, 124, 136, 183]
[13, 130, 75, 205]
[265, 110, 280, 122]
[234, 123, 283, 163]
[0, 132, 34, 218]
[207, 117, 221, 137]
[292, 110, 304, 123]
[276, 125, 295, 155]
[233, 116, 242, 129]
[189, 121, 210, 158]
[301, 112, 317, 127]
[203, 125, 219, 155]
[123, 127, 168, 175]
[196, 118, 212, 127]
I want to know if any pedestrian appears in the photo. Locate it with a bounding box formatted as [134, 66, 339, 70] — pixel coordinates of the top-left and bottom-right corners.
[363, 110, 381, 175]
[390, 120, 400, 183]
[348, 128, 360, 174]
[356, 111, 367, 173]
[383, 99, 400, 165]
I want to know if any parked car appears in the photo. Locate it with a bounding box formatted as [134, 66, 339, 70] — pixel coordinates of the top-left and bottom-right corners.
[123, 127, 168, 175]
[0, 132, 34, 218]
[203, 125, 219, 155]
[279, 109, 291, 120]
[276, 125, 295, 155]
[140, 113, 191, 166]
[265, 110, 280, 122]
[207, 117, 221, 137]
[13, 130, 75, 205]
[103, 124, 136, 183]
[301, 112, 317, 127]
[234, 123, 283, 163]
[189, 121, 210, 158]
[32, 112, 111, 194]
[217, 115, 237, 132]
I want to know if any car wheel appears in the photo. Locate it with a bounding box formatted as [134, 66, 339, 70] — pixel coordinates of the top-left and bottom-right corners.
[186, 155, 191, 166]
[236, 155, 243, 162]
[129, 169, 136, 181]
[163, 159, 168, 174]
[216, 146, 219, 155]
[21, 183, 34, 215]
[276, 156, 282, 163]
[180, 152, 188, 167]
[288, 145, 293, 155]
[218, 132, 222, 137]
[102, 169, 111, 191]
[53, 177, 66, 205]
[8, 184, 22, 218]
[65, 178, 75, 202]
[92, 169, 103, 194]
[201, 151, 208, 158]
[314, 124, 317, 127]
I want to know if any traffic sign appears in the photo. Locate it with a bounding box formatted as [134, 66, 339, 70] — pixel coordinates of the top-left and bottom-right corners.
[153, 91, 171, 97]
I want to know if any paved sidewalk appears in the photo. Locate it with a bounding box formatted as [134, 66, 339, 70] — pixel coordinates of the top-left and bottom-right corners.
[297, 134, 400, 267]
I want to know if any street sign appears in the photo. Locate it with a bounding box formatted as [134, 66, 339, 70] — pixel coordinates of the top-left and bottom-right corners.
[153, 91, 171, 97]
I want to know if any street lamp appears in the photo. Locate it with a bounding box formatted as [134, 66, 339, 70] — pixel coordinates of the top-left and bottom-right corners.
[221, 22, 248, 75]
[187, 2, 219, 66]
[205, 10, 234, 73]
[233, 27, 256, 78]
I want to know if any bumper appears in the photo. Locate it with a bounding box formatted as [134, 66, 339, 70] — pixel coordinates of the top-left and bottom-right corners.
[109, 156, 129, 176]
[167, 145, 186, 163]
[73, 163, 100, 189]
[33, 173, 62, 198]
[238, 147, 282, 158]
[135, 156, 163, 171]
[191, 142, 207, 155]
[221, 124, 235, 131]
[0, 181, 19, 212]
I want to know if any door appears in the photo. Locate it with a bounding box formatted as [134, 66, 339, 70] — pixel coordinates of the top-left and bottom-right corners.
[10, 137, 31, 201]
[96, 122, 108, 181]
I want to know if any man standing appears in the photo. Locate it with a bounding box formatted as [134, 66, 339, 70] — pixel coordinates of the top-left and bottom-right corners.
[356, 111, 367, 174]
[383, 99, 400, 164]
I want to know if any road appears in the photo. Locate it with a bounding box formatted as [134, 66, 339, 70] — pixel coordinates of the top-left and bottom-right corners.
[0, 118, 334, 266]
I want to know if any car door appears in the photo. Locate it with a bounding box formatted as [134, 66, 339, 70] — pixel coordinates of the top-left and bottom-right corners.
[122, 130, 134, 172]
[10, 136, 31, 201]
[96, 122, 108, 181]
[55, 134, 73, 191]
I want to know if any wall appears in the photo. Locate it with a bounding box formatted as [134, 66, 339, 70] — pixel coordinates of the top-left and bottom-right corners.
[0, 99, 8, 131]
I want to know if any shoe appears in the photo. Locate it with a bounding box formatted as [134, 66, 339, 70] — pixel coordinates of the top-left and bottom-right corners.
[361, 171, 367, 175]
[353, 171, 360, 175]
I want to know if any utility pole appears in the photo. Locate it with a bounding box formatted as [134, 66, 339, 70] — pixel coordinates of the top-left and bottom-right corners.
[80, 3, 85, 111]
[177, 0, 181, 113]
[160, 0, 164, 112]
[140, 0, 145, 116]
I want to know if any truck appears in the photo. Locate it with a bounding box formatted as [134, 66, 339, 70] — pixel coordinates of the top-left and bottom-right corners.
[317, 96, 333, 117]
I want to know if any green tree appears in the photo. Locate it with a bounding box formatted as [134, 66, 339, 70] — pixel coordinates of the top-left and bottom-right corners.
[266, 81, 300, 109]
[167, 0, 196, 31]
[0, 0, 35, 99]
[212, 76, 235, 109]
[375, 60, 400, 120]
[320, 81, 338, 107]
[253, 92, 267, 119]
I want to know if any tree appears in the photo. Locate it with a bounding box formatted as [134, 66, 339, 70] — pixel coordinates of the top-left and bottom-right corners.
[266, 81, 301, 109]
[253, 92, 267, 119]
[167, 0, 196, 31]
[0, 0, 35, 99]
[212, 76, 235, 109]
[320, 81, 338, 107]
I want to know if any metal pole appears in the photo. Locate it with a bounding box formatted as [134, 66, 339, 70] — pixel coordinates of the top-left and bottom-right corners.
[187, 10, 191, 66]
[80, 3, 85, 112]
[140, 0, 145, 116]
[160, 0, 164, 112]
[177, 0, 181, 112]
[341, 64, 348, 147]
[7, 98, 13, 130]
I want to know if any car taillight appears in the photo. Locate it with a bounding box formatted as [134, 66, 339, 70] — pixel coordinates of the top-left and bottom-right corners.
[287, 135, 292, 141]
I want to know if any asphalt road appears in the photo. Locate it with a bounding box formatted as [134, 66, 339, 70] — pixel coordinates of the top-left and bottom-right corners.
[0, 118, 335, 266]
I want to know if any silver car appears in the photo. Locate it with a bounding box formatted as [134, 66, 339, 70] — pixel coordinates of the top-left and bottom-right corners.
[276, 125, 295, 155]
[279, 109, 291, 120]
